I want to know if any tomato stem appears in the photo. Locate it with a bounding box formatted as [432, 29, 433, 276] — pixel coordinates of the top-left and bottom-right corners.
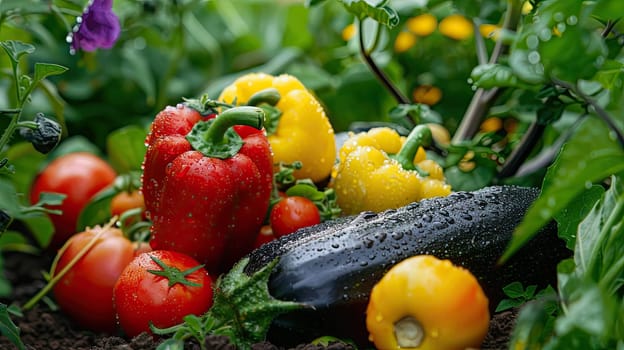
[393, 316, 425, 348]
[22, 218, 118, 310]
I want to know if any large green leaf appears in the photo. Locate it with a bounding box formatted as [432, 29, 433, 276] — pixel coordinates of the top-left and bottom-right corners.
[502, 117, 624, 262]
[554, 185, 604, 250]
[106, 125, 148, 173]
[575, 177, 624, 282]
[510, 0, 608, 84]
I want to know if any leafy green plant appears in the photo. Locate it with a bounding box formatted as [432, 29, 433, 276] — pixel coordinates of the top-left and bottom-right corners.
[496, 281, 557, 312]
[510, 177, 624, 349]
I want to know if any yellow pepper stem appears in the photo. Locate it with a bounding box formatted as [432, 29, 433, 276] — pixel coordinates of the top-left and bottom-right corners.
[392, 124, 432, 176]
[394, 316, 425, 348]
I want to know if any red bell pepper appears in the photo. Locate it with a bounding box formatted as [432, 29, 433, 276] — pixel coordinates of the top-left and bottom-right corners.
[142, 102, 273, 273]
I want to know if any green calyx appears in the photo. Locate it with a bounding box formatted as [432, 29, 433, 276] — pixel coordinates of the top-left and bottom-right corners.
[391, 124, 432, 177]
[151, 257, 305, 350]
[186, 106, 265, 159]
[147, 255, 205, 288]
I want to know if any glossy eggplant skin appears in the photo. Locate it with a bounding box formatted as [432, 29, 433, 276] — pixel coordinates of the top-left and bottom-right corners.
[245, 186, 569, 346]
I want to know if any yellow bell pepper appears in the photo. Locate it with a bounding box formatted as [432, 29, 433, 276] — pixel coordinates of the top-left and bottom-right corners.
[331, 125, 451, 215]
[366, 255, 490, 350]
[218, 73, 336, 183]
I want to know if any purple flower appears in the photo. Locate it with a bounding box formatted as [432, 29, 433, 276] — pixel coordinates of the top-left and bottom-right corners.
[67, 0, 121, 53]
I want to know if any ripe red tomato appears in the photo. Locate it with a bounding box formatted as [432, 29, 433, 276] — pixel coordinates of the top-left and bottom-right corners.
[113, 250, 214, 338]
[30, 152, 117, 248]
[52, 226, 136, 333]
[269, 196, 321, 237]
[110, 190, 145, 217]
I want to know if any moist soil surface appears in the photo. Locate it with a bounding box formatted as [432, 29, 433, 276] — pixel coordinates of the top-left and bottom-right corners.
[0, 251, 516, 350]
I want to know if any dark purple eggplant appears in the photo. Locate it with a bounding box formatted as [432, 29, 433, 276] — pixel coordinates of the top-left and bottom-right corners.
[244, 186, 569, 346]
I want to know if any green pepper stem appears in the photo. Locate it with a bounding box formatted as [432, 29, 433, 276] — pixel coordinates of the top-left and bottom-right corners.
[393, 125, 432, 173]
[247, 88, 281, 107]
[187, 106, 265, 159]
[203, 106, 264, 144]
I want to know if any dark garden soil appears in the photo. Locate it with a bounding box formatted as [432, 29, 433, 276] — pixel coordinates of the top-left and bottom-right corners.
[0, 251, 516, 350]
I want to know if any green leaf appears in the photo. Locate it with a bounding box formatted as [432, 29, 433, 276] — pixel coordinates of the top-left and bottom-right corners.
[509, 298, 557, 350]
[554, 185, 605, 250]
[510, 0, 607, 83]
[502, 281, 527, 299]
[443, 162, 496, 191]
[554, 282, 617, 341]
[0, 303, 25, 350]
[575, 176, 624, 282]
[0, 40, 34, 67]
[338, 0, 399, 28]
[3, 142, 47, 195]
[33, 63, 68, 86]
[76, 186, 117, 232]
[591, 0, 624, 21]
[106, 126, 148, 173]
[495, 298, 524, 313]
[502, 117, 624, 262]
[470, 63, 532, 90]
[0, 180, 21, 218]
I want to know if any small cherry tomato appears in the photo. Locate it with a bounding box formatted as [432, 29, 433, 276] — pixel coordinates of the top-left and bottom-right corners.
[110, 190, 145, 217]
[269, 196, 321, 237]
[254, 224, 277, 249]
[52, 226, 135, 333]
[30, 152, 117, 248]
[366, 255, 490, 350]
[113, 250, 213, 338]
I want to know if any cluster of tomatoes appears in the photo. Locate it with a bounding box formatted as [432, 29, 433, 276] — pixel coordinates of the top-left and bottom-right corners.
[28, 152, 214, 337]
[28, 151, 324, 338]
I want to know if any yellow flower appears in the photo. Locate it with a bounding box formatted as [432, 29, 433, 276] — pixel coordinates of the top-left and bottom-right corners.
[341, 23, 356, 41]
[479, 24, 500, 40]
[394, 31, 417, 53]
[412, 85, 442, 106]
[522, 1, 534, 15]
[406, 14, 438, 37]
[439, 14, 474, 40]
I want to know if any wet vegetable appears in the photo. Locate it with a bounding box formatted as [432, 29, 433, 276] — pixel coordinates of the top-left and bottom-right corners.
[366, 255, 490, 350]
[244, 185, 569, 346]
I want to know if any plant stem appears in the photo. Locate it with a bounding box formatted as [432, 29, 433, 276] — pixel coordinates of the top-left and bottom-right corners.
[0, 110, 22, 152]
[497, 120, 545, 178]
[357, 20, 411, 108]
[452, 0, 523, 143]
[553, 79, 624, 148]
